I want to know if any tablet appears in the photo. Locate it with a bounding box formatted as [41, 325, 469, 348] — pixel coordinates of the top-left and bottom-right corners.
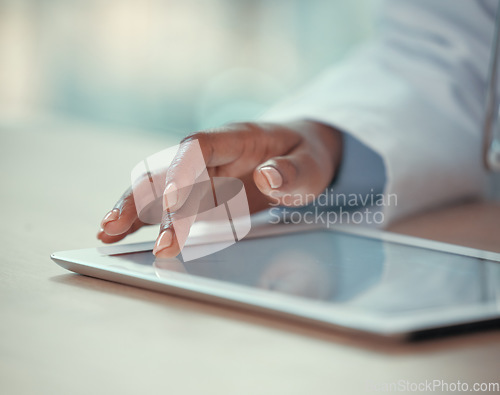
[51, 224, 500, 340]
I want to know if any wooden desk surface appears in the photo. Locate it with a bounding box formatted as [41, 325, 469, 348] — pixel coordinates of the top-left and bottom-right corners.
[1, 117, 499, 395]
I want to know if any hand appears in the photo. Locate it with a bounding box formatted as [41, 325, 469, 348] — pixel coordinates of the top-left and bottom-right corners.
[97, 120, 342, 257]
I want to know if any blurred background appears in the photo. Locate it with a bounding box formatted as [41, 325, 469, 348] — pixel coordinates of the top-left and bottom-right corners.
[0, 0, 375, 137]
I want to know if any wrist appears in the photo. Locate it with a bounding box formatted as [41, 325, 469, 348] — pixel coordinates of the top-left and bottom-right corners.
[285, 120, 343, 186]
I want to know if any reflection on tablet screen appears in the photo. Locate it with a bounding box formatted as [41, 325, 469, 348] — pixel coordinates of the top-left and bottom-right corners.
[111, 230, 500, 315]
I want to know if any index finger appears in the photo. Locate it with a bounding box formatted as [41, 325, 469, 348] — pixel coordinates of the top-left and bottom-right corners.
[163, 123, 301, 212]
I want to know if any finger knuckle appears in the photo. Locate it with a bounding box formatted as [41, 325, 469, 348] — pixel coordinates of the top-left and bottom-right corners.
[181, 131, 210, 146]
[225, 121, 268, 137]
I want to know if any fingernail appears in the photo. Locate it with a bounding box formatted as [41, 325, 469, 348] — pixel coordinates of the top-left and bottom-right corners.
[260, 166, 283, 189]
[163, 183, 178, 209]
[153, 229, 173, 256]
[101, 209, 119, 228]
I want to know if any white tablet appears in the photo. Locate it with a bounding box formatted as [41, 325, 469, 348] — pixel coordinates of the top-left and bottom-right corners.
[51, 224, 500, 340]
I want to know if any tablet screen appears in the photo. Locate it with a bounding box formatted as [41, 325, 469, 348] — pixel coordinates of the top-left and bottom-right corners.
[110, 230, 500, 316]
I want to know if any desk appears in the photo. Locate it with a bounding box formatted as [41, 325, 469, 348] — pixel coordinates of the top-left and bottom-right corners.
[1, 117, 499, 395]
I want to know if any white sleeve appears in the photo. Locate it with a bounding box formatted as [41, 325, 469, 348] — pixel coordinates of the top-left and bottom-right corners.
[260, 0, 494, 225]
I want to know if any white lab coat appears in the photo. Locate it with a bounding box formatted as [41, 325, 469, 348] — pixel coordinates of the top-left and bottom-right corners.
[261, 0, 497, 225]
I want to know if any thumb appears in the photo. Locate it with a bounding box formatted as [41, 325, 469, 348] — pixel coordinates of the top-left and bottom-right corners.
[253, 147, 331, 207]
